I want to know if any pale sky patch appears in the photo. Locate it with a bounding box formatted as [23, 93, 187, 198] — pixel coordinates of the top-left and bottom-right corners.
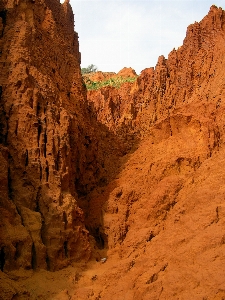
[61, 0, 224, 74]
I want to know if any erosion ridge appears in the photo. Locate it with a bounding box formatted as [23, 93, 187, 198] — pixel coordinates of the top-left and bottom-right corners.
[0, 1, 225, 299]
[0, 0, 125, 297]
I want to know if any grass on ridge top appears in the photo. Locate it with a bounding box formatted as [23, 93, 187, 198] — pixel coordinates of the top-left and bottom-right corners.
[84, 76, 138, 90]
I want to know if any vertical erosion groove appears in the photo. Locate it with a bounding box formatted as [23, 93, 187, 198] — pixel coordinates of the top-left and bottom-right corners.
[45, 161, 49, 182]
[7, 166, 13, 200]
[31, 243, 37, 270]
[0, 247, 5, 271]
[43, 129, 47, 158]
[46, 255, 50, 271]
[15, 120, 18, 136]
[63, 211, 68, 230]
[0, 10, 7, 37]
[25, 149, 28, 166]
[37, 121, 41, 147]
[63, 241, 68, 258]
[0, 86, 7, 144]
[14, 242, 22, 261]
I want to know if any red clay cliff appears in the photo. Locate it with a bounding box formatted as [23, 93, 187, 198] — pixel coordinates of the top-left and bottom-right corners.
[0, 2, 225, 299]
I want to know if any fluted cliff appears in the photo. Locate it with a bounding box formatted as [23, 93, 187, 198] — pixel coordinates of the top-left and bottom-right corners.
[87, 6, 225, 137]
[82, 5, 225, 299]
[1, 2, 225, 300]
[0, 0, 116, 278]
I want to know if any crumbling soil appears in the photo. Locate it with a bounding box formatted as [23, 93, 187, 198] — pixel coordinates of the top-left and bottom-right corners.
[1, 1, 225, 299]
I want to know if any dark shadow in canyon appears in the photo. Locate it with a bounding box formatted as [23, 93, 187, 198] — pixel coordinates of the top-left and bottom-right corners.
[76, 106, 141, 260]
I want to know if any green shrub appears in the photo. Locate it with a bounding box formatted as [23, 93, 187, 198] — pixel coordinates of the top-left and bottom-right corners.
[81, 64, 98, 74]
[85, 76, 137, 90]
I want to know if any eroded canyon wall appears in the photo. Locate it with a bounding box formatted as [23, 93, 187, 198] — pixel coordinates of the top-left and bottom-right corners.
[86, 4, 225, 258]
[87, 6, 225, 139]
[79, 6, 225, 299]
[1, 3, 225, 300]
[0, 0, 112, 275]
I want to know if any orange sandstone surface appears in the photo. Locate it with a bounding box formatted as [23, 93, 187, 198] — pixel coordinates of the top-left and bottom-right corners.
[0, 1, 225, 299]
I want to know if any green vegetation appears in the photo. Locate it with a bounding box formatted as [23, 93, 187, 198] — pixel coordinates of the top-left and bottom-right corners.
[85, 76, 138, 90]
[81, 64, 98, 74]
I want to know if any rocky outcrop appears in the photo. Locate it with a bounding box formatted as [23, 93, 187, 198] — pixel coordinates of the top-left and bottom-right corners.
[0, 0, 116, 278]
[87, 6, 225, 137]
[77, 5, 225, 299]
[1, 2, 225, 300]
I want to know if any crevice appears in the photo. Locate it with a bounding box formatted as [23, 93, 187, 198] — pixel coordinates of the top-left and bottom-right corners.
[147, 231, 155, 242]
[63, 211, 68, 230]
[29, 97, 33, 109]
[31, 243, 37, 270]
[45, 161, 49, 182]
[37, 120, 41, 147]
[15, 205, 25, 227]
[15, 80, 22, 89]
[88, 226, 107, 250]
[35, 187, 41, 212]
[128, 259, 136, 270]
[146, 273, 158, 284]
[84, 135, 91, 148]
[15, 120, 18, 136]
[40, 220, 51, 270]
[125, 209, 130, 222]
[39, 164, 42, 181]
[0, 247, 5, 271]
[43, 129, 47, 158]
[116, 189, 123, 198]
[55, 152, 59, 171]
[56, 111, 60, 124]
[0, 111, 6, 144]
[146, 264, 168, 285]
[63, 241, 68, 258]
[40, 220, 46, 244]
[215, 206, 219, 223]
[14, 242, 22, 260]
[0, 86, 7, 144]
[169, 118, 173, 136]
[8, 166, 13, 200]
[25, 149, 28, 166]
[160, 263, 168, 272]
[46, 255, 50, 271]
[0, 10, 7, 37]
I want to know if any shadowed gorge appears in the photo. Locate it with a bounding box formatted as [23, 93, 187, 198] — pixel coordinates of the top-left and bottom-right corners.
[0, 1, 225, 299]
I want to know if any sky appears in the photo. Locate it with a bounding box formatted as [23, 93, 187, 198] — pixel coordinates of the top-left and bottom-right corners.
[65, 0, 224, 74]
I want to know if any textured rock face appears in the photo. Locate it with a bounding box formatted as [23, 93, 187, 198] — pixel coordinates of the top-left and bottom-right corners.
[0, 0, 109, 276]
[87, 6, 225, 137]
[79, 5, 225, 299]
[1, 3, 225, 300]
